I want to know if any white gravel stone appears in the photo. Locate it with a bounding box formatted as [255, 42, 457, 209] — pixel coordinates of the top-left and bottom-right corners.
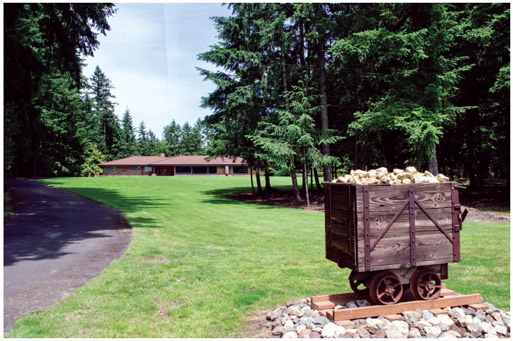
[440, 331, 459, 338]
[485, 333, 500, 338]
[437, 313, 455, 326]
[385, 321, 409, 338]
[424, 325, 442, 338]
[494, 324, 508, 335]
[428, 316, 441, 325]
[334, 325, 346, 337]
[283, 331, 298, 338]
[452, 307, 467, 319]
[296, 324, 307, 335]
[365, 318, 384, 329]
[321, 322, 338, 338]
[408, 327, 421, 338]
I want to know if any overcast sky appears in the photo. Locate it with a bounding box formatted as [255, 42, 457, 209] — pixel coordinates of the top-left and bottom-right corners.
[83, 3, 232, 138]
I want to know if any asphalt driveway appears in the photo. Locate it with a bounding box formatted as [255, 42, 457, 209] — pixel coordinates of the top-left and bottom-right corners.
[4, 178, 132, 333]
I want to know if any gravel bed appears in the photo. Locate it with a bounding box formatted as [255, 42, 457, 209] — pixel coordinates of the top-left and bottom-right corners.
[266, 298, 510, 338]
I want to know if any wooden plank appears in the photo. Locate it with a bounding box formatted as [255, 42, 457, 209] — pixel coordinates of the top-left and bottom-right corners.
[356, 183, 453, 213]
[384, 314, 404, 321]
[311, 292, 364, 309]
[332, 294, 482, 321]
[468, 303, 490, 311]
[356, 233, 454, 271]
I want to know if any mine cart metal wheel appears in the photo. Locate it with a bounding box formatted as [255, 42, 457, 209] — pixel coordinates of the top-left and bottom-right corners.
[349, 270, 370, 296]
[410, 268, 442, 300]
[369, 271, 403, 305]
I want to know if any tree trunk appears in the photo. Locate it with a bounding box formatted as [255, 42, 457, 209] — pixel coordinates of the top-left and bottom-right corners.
[317, 35, 331, 182]
[314, 168, 322, 190]
[310, 168, 314, 191]
[303, 153, 310, 206]
[427, 148, 439, 175]
[250, 166, 255, 195]
[290, 166, 302, 201]
[255, 165, 263, 195]
[264, 163, 272, 193]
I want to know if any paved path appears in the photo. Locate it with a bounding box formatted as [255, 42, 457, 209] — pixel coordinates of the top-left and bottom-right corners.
[4, 179, 132, 333]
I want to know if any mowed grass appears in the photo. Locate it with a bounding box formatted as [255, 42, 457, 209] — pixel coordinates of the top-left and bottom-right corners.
[7, 176, 510, 337]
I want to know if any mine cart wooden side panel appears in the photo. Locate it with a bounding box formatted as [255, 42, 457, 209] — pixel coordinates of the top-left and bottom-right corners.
[325, 183, 357, 268]
[325, 182, 462, 273]
[355, 183, 454, 272]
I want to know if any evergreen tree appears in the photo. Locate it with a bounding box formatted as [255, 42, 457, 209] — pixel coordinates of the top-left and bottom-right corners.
[4, 3, 115, 176]
[137, 121, 151, 156]
[118, 108, 139, 157]
[178, 122, 202, 155]
[89, 66, 121, 160]
[162, 119, 182, 156]
[81, 144, 106, 176]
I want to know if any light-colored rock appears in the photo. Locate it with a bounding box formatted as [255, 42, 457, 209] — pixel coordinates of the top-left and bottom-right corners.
[283, 331, 298, 338]
[485, 333, 500, 338]
[467, 321, 483, 338]
[298, 328, 311, 338]
[481, 322, 493, 334]
[422, 311, 435, 321]
[424, 325, 442, 338]
[452, 307, 466, 320]
[313, 316, 330, 326]
[437, 313, 455, 326]
[384, 320, 409, 338]
[335, 325, 346, 337]
[494, 324, 507, 335]
[291, 308, 304, 318]
[272, 326, 283, 336]
[413, 320, 433, 330]
[309, 331, 321, 338]
[446, 329, 462, 338]
[408, 327, 421, 338]
[440, 331, 458, 338]
[296, 324, 307, 335]
[428, 316, 441, 325]
[491, 312, 502, 321]
[284, 320, 295, 330]
[365, 318, 384, 329]
[356, 326, 370, 338]
[321, 322, 338, 338]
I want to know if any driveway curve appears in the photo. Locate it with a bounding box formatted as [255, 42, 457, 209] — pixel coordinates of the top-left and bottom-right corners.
[4, 178, 132, 333]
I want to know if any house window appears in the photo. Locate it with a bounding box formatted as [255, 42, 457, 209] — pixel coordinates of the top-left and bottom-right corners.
[233, 166, 248, 174]
[192, 166, 208, 174]
[133, 166, 141, 172]
[104, 166, 116, 173]
[144, 166, 152, 172]
[208, 166, 217, 174]
[176, 166, 192, 174]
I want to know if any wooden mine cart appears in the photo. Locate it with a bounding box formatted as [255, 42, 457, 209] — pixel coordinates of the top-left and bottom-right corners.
[324, 182, 467, 305]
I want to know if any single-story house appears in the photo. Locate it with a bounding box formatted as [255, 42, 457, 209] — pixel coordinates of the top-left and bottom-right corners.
[99, 154, 248, 176]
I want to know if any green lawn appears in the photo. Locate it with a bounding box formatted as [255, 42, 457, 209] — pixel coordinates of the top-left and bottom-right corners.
[7, 176, 510, 337]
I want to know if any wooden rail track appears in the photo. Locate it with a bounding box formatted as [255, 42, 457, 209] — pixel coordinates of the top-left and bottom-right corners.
[311, 285, 486, 322]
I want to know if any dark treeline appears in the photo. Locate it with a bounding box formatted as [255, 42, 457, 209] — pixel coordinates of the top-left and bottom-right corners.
[199, 3, 509, 196]
[4, 4, 210, 177]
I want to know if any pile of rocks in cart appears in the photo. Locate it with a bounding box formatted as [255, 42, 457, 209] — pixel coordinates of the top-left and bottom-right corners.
[331, 166, 450, 185]
[266, 298, 510, 338]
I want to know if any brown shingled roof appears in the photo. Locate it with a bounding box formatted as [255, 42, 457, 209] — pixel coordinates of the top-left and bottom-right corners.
[99, 155, 245, 167]
[99, 156, 165, 166]
[153, 155, 245, 166]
